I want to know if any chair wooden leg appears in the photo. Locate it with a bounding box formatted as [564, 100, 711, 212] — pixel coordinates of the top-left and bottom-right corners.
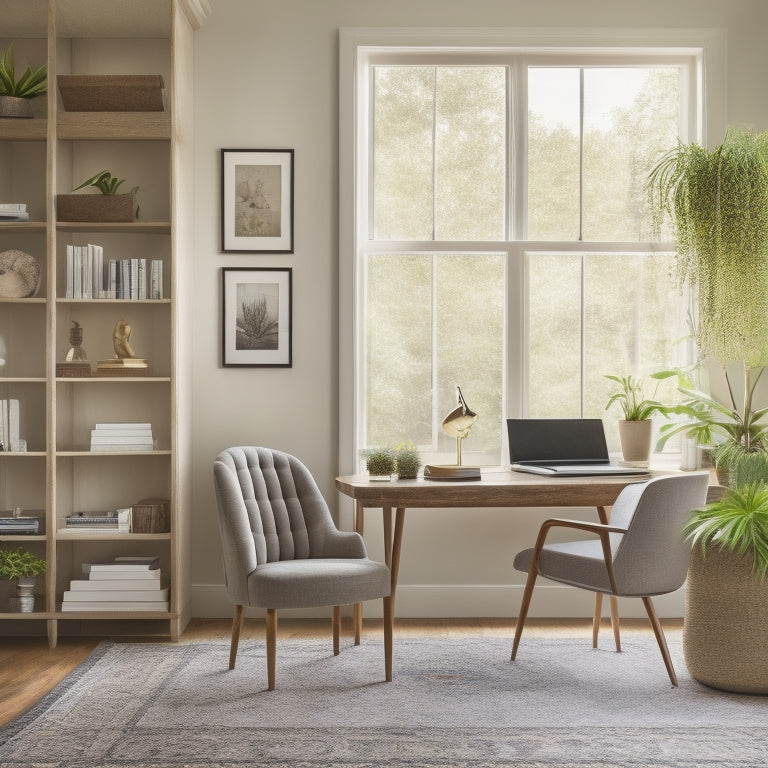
[266, 608, 277, 691]
[229, 604, 244, 670]
[332, 605, 341, 656]
[511, 564, 538, 660]
[610, 595, 622, 652]
[592, 593, 602, 648]
[642, 596, 677, 687]
[383, 594, 393, 682]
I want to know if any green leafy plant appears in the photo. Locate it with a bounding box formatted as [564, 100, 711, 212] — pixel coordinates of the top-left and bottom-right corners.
[684, 483, 768, 581]
[648, 127, 768, 369]
[360, 448, 396, 477]
[604, 374, 669, 421]
[395, 445, 421, 479]
[0, 46, 47, 99]
[74, 170, 130, 196]
[0, 546, 46, 580]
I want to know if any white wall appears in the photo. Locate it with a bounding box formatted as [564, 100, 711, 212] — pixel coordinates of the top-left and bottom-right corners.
[190, 0, 768, 620]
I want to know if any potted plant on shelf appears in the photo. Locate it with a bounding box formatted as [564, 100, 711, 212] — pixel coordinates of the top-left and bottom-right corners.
[0, 45, 47, 119]
[0, 546, 46, 613]
[56, 169, 139, 223]
[682, 483, 768, 693]
[604, 374, 668, 464]
[360, 448, 396, 481]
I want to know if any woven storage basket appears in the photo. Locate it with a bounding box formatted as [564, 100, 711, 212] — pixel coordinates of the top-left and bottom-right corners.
[683, 545, 768, 693]
[57, 75, 164, 112]
[57, 193, 134, 222]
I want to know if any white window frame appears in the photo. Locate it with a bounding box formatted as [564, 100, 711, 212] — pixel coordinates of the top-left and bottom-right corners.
[339, 27, 726, 508]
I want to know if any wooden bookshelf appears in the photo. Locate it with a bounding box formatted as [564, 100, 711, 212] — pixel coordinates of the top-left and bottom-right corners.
[0, 0, 204, 647]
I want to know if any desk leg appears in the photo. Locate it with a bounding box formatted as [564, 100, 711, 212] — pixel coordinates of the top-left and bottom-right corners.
[596, 505, 621, 652]
[390, 508, 405, 605]
[354, 500, 365, 645]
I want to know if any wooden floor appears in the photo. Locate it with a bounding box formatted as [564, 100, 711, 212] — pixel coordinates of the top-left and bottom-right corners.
[0, 616, 680, 728]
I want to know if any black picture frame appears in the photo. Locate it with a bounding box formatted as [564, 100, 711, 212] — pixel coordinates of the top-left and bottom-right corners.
[220, 148, 294, 253]
[221, 267, 292, 367]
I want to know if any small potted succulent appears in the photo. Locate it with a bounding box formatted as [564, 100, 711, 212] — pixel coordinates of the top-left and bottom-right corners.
[57, 169, 139, 222]
[0, 45, 47, 118]
[360, 448, 396, 481]
[0, 546, 46, 612]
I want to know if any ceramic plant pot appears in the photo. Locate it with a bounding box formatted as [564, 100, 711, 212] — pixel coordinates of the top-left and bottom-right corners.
[8, 576, 36, 612]
[0, 95, 33, 118]
[618, 419, 652, 464]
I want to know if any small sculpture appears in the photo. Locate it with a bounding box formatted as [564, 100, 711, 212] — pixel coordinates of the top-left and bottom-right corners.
[113, 319, 136, 358]
[0, 250, 40, 298]
[65, 321, 88, 362]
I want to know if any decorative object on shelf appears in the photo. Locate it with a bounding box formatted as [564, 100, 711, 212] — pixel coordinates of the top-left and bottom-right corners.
[0, 545, 46, 612]
[0, 249, 41, 298]
[130, 498, 170, 533]
[682, 483, 768, 693]
[0, 45, 47, 119]
[221, 148, 294, 253]
[57, 170, 138, 222]
[424, 386, 481, 481]
[222, 267, 292, 367]
[360, 448, 396, 481]
[0, 335, 5, 368]
[96, 319, 149, 375]
[395, 445, 421, 479]
[57, 321, 92, 377]
[57, 74, 165, 112]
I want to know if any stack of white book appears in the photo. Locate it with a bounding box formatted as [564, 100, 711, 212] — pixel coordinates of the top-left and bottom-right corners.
[90, 422, 154, 452]
[0, 399, 23, 452]
[61, 556, 168, 612]
[0, 203, 29, 222]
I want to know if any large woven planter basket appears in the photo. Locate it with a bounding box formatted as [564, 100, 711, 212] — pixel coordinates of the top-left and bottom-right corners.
[684, 545, 768, 694]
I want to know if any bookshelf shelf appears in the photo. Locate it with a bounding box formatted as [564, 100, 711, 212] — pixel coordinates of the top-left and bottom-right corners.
[0, 0, 200, 648]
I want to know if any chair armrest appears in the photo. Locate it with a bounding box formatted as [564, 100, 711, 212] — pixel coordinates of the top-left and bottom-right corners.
[530, 518, 627, 594]
[317, 529, 368, 559]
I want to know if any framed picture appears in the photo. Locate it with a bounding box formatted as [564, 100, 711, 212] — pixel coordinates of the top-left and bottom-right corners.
[222, 267, 292, 367]
[221, 148, 294, 253]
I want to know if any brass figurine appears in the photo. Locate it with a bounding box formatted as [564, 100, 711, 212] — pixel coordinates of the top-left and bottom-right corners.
[65, 321, 88, 362]
[113, 319, 136, 359]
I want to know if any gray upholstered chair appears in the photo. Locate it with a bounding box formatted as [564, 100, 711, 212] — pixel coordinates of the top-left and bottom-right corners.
[213, 446, 393, 690]
[511, 472, 709, 686]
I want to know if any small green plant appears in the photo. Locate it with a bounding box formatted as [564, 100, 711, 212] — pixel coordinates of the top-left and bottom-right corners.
[604, 374, 668, 421]
[395, 445, 421, 479]
[684, 483, 768, 581]
[0, 46, 47, 99]
[360, 448, 396, 477]
[74, 170, 130, 195]
[0, 546, 46, 580]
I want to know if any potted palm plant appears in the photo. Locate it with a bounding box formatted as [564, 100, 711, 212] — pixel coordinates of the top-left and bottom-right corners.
[0, 45, 47, 118]
[682, 483, 768, 693]
[0, 546, 46, 612]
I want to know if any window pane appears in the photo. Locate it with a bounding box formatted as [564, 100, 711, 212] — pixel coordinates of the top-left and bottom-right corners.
[435, 68, 506, 240]
[365, 253, 505, 463]
[527, 68, 580, 240]
[373, 67, 435, 240]
[527, 252, 687, 452]
[582, 68, 681, 241]
[373, 66, 506, 241]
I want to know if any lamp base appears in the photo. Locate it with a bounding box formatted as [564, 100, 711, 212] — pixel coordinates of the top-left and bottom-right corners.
[423, 464, 481, 481]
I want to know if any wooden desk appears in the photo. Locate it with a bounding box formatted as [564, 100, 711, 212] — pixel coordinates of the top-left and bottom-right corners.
[336, 469, 664, 648]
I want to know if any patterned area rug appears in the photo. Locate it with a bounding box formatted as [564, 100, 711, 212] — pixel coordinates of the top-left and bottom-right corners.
[2, 634, 768, 767]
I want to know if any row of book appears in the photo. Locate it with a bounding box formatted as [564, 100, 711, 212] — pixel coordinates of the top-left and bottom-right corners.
[65, 244, 164, 300]
[0, 515, 40, 535]
[61, 556, 169, 612]
[90, 422, 154, 452]
[64, 509, 130, 532]
[0, 203, 29, 222]
[0, 399, 24, 453]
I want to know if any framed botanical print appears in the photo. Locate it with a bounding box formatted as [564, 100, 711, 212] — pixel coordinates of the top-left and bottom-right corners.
[220, 148, 294, 253]
[222, 267, 292, 367]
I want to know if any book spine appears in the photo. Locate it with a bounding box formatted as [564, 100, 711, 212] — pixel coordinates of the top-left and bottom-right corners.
[68, 579, 163, 591]
[8, 399, 19, 452]
[66, 245, 74, 299]
[62, 588, 169, 601]
[94, 422, 152, 430]
[60, 601, 169, 612]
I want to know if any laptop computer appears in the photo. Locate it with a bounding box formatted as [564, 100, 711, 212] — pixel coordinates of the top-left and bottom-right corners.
[507, 418, 650, 476]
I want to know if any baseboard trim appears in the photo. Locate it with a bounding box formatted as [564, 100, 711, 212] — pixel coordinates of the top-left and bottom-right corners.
[191, 583, 685, 620]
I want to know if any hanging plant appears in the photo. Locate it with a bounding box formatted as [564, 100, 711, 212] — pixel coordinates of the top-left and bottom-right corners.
[648, 127, 768, 369]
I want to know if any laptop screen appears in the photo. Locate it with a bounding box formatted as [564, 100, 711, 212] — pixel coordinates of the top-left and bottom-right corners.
[507, 418, 610, 464]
